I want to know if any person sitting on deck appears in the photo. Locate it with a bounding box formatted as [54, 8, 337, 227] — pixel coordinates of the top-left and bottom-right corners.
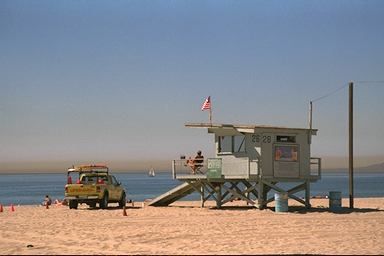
[186, 150, 204, 174]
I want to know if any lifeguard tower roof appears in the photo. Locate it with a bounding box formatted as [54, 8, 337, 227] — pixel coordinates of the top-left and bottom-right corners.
[185, 122, 318, 134]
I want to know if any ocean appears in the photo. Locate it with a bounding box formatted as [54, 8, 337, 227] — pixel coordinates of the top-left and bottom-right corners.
[0, 170, 383, 206]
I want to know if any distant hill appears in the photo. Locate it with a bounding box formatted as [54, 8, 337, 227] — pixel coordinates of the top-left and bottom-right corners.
[357, 162, 384, 171]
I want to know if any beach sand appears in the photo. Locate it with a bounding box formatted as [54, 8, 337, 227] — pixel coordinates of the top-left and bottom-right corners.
[0, 198, 383, 255]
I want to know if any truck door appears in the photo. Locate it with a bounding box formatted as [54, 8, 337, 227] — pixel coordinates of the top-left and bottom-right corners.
[110, 175, 123, 200]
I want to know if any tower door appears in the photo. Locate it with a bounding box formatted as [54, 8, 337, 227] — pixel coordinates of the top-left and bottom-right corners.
[273, 144, 300, 178]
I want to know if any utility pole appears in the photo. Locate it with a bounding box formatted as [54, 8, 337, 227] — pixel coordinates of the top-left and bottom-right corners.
[349, 82, 354, 209]
[308, 101, 313, 144]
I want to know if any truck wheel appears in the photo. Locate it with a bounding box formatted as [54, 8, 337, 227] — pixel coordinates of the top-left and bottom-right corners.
[88, 202, 96, 208]
[99, 192, 109, 209]
[119, 192, 126, 208]
[69, 200, 78, 209]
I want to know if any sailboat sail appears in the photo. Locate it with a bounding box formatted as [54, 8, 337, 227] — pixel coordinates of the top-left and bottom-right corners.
[148, 167, 155, 177]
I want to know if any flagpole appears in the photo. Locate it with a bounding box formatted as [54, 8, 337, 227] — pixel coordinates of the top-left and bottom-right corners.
[209, 104, 212, 126]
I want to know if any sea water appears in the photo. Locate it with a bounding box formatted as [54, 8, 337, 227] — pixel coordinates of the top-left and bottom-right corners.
[0, 171, 383, 205]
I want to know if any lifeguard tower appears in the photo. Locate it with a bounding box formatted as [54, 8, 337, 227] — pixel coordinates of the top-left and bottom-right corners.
[149, 122, 321, 209]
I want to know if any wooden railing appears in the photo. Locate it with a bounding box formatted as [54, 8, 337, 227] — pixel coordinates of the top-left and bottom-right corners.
[172, 158, 259, 179]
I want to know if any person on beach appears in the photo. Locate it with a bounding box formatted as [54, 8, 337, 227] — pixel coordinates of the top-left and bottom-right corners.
[54, 198, 68, 206]
[42, 195, 52, 206]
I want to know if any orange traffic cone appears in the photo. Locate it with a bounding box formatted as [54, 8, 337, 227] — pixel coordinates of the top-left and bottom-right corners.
[10, 204, 15, 212]
[123, 206, 127, 216]
[0, 204, 3, 212]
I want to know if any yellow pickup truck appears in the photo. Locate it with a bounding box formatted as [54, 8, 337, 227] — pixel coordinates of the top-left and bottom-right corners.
[64, 165, 126, 209]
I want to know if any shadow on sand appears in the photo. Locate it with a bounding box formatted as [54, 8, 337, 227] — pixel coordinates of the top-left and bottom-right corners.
[168, 204, 384, 214]
[288, 205, 384, 214]
[73, 204, 142, 211]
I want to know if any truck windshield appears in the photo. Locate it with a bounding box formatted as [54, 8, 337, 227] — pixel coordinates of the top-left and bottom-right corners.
[80, 175, 108, 184]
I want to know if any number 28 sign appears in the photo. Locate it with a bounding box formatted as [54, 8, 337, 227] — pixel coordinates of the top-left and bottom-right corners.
[252, 134, 272, 143]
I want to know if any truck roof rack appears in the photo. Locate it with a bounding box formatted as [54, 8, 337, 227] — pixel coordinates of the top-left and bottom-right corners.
[67, 164, 109, 175]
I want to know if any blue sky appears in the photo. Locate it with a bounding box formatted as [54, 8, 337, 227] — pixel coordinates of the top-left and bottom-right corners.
[1, 0, 384, 171]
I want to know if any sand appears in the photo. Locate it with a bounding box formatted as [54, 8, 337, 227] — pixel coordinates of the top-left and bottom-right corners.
[0, 198, 383, 255]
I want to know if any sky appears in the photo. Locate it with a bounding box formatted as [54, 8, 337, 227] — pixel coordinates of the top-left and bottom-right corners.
[1, 0, 384, 171]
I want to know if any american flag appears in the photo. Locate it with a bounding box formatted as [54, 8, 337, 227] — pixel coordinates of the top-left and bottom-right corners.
[201, 96, 211, 111]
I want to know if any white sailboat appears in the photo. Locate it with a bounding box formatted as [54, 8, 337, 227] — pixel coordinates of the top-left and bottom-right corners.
[148, 167, 155, 177]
